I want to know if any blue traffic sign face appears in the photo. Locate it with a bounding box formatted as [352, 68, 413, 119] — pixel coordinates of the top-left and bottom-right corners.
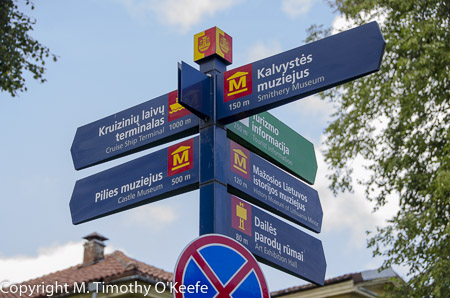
[71, 91, 199, 170]
[70, 137, 199, 224]
[227, 139, 323, 233]
[174, 234, 269, 298]
[208, 190, 326, 285]
[216, 21, 385, 124]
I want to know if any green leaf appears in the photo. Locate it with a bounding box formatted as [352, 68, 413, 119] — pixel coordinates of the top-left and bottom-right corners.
[307, 0, 450, 296]
[0, 0, 57, 97]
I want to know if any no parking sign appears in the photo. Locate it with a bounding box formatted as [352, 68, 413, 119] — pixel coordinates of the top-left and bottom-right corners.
[173, 234, 269, 297]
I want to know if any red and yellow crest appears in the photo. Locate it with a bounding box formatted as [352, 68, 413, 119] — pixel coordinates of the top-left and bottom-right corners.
[194, 27, 232, 64]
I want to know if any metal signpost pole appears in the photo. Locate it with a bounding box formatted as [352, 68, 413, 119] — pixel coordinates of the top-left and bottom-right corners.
[197, 53, 228, 235]
[178, 27, 233, 235]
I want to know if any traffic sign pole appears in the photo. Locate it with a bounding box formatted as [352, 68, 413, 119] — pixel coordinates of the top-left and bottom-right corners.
[197, 61, 228, 235]
[185, 27, 233, 235]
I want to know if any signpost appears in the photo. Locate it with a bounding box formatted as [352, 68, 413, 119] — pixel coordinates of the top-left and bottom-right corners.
[70, 137, 199, 224]
[71, 91, 198, 170]
[227, 111, 317, 184]
[227, 139, 322, 233]
[210, 189, 326, 285]
[216, 21, 385, 124]
[70, 22, 385, 288]
[173, 234, 269, 298]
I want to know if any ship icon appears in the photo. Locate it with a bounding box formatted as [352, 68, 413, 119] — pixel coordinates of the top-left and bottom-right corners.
[199, 36, 210, 52]
[220, 37, 230, 53]
[169, 98, 185, 114]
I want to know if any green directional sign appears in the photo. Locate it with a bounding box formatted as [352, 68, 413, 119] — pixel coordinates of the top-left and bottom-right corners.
[227, 111, 317, 184]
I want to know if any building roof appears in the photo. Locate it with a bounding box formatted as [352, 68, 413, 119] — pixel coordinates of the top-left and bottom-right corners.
[0, 251, 172, 298]
[271, 268, 398, 297]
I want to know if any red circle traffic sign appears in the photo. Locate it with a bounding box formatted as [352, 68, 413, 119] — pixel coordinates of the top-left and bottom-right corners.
[174, 234, 269, 297]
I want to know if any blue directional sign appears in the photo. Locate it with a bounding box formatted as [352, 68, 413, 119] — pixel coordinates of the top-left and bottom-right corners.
[71, 91, 199, 170]
[216, 21, 385, 124]
[70, 137, 199, 224]
[227, 139, 322, 233]
[178, 61, 212, 120]
[210, 191, 326, 285]
[174, 234, 270, 298]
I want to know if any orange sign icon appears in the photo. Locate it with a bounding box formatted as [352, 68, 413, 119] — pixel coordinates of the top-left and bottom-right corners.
[223, 64, 252, 102]
[230, 141, 250, 180]
[236, 202, 247, 230]
[168, 139, 194, 177]
[231, 196, 252, 236]
[227, 72, 248, 96]
[168, 90, 190, 122]
[233, 148, 248, 175]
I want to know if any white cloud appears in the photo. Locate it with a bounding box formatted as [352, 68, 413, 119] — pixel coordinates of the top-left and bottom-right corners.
[281, 0, 313, 19]
[125, 203, 178, 230]
[118, 0, 240, 33]
[331, 15, 353, 34]
[314, 135, 399, 248]
[331, 10, 387, 34]
[118, 0, 153, 23]
[291, 94, 335, 122]
[0, 242, 118, 284]
[246, 40, 282, 62]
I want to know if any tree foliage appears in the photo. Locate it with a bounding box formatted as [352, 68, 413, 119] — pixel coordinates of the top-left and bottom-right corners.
[308, 0, 449, 296]
[0, 0, 56, 97]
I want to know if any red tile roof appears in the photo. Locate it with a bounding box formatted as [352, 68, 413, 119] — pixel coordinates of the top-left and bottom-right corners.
[0, 251, 172, 298]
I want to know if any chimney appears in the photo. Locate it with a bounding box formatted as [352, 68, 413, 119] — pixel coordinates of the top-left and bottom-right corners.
[82, 232, 108, 266]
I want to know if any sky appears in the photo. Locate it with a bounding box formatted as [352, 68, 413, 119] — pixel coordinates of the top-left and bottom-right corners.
[0, 0, 402, 292]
